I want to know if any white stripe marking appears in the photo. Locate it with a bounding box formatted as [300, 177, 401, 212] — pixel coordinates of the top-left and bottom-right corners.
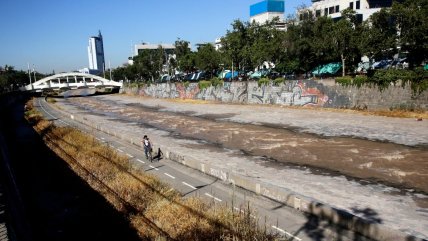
[101, 137, 105, 140]
[271, 226, 301, 241]
[149, 165, 159, 171]
[136, 159, 145, 164]
[117, 148, 124, 152]
[39, 98, 69, 126]
[126, 153, 134, 158]
[205, 193, 222, 202]
[164, 173, 175, 179]
[182, 182, 197, 190]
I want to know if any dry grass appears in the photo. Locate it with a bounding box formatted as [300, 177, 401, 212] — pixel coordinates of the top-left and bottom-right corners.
[167, 98, 212, 105]
[25, 98, 281, 241]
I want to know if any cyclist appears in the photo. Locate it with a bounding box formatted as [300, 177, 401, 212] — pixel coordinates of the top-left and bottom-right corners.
[142, 135, 153, 161]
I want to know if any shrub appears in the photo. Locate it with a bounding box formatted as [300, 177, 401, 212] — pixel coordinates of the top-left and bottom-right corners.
[198, 80, 211, 90]
[335, 76, 353, 86]
[210, 77, 224, 88]
[409, 67, 428, 96]
[368, 68, 428, 94]
[183, 81, 190, 88]
[273, 77, 285, 86]
[257, 78, 270, 87]
[353, 75, 368, 88]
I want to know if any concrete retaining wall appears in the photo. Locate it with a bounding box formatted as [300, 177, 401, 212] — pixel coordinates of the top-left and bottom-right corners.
[124, 80, 428, 110]
[47, 98, 426, 241]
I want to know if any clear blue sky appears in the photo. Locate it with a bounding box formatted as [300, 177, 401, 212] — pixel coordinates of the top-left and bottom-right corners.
[0, 0, 310, 73]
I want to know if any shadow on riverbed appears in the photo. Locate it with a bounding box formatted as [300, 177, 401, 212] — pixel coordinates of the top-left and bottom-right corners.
[0, 94, 141, 241]
[292, 203, 425, 241]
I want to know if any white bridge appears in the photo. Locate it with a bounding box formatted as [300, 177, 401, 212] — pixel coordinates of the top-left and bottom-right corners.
[20, 72, 122, 94]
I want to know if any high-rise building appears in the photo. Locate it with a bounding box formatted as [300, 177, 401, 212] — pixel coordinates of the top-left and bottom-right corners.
[250, 0, 286, 30]
[87, 30, 105, 74]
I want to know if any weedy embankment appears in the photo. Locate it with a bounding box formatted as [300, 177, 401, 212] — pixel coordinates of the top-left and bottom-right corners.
[24, 98, 280, 241]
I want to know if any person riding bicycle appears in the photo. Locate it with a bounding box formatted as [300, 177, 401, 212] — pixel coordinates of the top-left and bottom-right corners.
[142, 135, 153, 161]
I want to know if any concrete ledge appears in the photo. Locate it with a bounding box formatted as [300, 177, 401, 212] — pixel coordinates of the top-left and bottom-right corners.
[46, 99, 426, 241]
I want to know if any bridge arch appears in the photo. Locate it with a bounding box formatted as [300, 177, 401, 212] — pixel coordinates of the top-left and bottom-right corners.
[20, 72, 122, 92]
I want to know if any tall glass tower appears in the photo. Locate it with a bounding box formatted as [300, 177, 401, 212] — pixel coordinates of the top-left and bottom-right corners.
[87, 30, 105, 74]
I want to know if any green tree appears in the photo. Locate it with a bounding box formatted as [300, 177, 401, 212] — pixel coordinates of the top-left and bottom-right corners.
[131, 45, 166, 82]
[195, 44, 221, 78]
[392, 0, 428, 68]
[179, 52, 196, 73]
[248, 19, 286, 71]
[221, 20, 253, 71]
[174, 38, 192, 72]
[284, 17, 316, 75]
[0, 65, 38, 92]
[332, 9, 361, 76]
[311, 16, 336, 72]
[360, 8, 397, 60]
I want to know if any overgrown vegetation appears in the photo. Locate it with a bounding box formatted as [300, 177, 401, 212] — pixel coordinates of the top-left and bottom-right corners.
[0, 65, 46, 93]
[335, 68, 428, 95]
[198, 80, 211, 90]
[198, 78, 224, 90]
[257, 78, 270, 87]
[183, 81, 190, 88]
[273, 78, 285, 86]
[335, 76, 353, 86]
[25, 99, 280, 240]
[353, 75, 368, 88]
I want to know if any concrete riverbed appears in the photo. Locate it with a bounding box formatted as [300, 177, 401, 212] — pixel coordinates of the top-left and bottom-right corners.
[55, 94, 428, 239]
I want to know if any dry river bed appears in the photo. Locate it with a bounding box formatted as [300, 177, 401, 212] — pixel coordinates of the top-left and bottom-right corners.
[59, 95, 428, 238]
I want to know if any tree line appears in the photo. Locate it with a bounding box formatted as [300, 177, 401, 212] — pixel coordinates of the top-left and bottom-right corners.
[113, 0, 426, 83]
[0, 65, 46, 93]
[2, 0, 426, 92]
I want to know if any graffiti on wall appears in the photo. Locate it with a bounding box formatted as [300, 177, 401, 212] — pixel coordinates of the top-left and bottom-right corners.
[131, 79, 351, 108]
[192, 81, 248, 103]
[278, 80, 329, 106]
[175, 83, 200, 99]
[249, 80, 329, 106]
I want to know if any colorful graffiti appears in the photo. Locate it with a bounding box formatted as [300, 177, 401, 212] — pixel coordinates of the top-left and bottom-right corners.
[249, 80, 329, 106]
[129, 80, 352, 108]
[175, 83, 200, 99]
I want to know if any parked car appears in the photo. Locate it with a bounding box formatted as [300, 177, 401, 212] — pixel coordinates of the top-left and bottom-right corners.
[372, 59, 392, 69]
[267, 71, 281, 79]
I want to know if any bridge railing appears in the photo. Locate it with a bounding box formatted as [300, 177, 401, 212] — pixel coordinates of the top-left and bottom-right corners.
[20, 73, 123, 92]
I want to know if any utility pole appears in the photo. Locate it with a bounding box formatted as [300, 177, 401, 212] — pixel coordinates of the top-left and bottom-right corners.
[32, 64, 37, 82]
[28, 63, 32, 85]
[231, 60, 234, 81]
[103, 63, 106, 79]
[109, 60, 112, 80]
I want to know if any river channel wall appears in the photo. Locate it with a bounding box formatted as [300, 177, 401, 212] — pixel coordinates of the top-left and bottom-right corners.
[123, 79, 428, 110]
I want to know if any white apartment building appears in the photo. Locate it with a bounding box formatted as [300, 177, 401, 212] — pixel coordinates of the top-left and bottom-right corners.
[299, 0, 393, 22]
